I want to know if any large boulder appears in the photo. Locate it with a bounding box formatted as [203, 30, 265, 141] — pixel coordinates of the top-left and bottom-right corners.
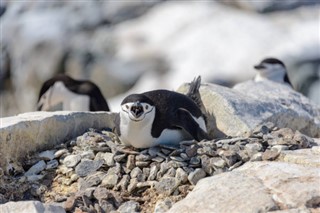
[0, 201, 65, 213]
[178, 80, 320, 138]
[168, 160, 320, 213]
[0, 111, 116, 170]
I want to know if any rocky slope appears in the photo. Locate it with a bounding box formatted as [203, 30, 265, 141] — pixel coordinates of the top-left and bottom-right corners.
[0, 81, 319, 213]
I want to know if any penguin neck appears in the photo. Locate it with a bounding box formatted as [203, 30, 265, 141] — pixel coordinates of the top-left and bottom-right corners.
[255, 70, 285, 83]
[119, 110, 158, 148]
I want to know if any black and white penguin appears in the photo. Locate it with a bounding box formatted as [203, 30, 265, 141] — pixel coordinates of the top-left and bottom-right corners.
[37, 74, 110, 111]
[254, 58, 293, 87]
[115, 78, 210, 148]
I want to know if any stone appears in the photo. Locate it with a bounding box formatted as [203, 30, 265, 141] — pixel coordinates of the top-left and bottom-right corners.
[93, 187, 110, 201]
[175, 168, 188, 184]
[46, 159, 59, 170]
[25, 160, 46, 176]
[126, 155, 135, 170]
[64, 195, 77, 211]
[169, 161, 320, 213]
[117, 175, 130, 191]
[155, 177, 179, 196]
[154, 198, 173, 213]
[148, 164, 159, 181]
[210, 157, 226, 168]
[277, 149, 320, 167]
[0, 201, 66, 213]
[178, 81, 320, 138]
[38, 150, 55, 161]
[84, 172, 106, 187]
[63, 155, 81, 168]
[75, 160, 104, 177]
[101, 174, 119, 189]
[117, 201, 140, 213]
[188, 168, 206, 185]
[130, 167, 143, 180]
[0, 111, 117, 168]
[80, 151, 95, 160]
[250, 152, 263, 161]
[26, 175, 45, 182]
[262, 149, 280, 161]
[245, 143, 262, 157]
[54, 149, 69, 158]
[127, 178, 138, 193]
[102, 153, 115, 167]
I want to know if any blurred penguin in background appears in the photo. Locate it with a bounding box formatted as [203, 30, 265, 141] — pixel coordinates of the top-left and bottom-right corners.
[37, 74, 110, 112]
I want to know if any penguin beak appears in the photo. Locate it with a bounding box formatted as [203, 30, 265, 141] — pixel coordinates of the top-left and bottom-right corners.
[130, 102, 144, 118]
[254, 63, 265, 70]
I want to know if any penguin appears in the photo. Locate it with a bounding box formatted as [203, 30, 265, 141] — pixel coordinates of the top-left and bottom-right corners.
[253, 57, 293, 87]
[37, 74, 110, 112]
[115, 77, 210, 148]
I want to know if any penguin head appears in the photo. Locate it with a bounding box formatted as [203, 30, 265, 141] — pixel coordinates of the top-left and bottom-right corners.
[254, 58, 290, 84]
[120, 94, 155, 122]
[254, 58, 287, 79]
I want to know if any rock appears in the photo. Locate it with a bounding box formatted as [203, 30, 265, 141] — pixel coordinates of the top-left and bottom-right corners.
[277, 149, 320, 167]
[26, 175, 45, 182]
[250, 152, 263, 161]
[0, 111, 117, 168]
[262, 149, 280, 161]
[38, 150, 55, 161]
[84, 172, 106, 187]
[64, 195, 77, 211]
[210, 157, 226, 168]
[54, 149, 69, 158]
[175, 168, 188, 184]
[245, 143, 262, 157]
[188, 168, 206, 185]
[126, 155, 135, 170]
[93, 187, 110, 201]
[75, 159, 104, 177]
[155, 177, 179, 196]
[130, 167, 144, 181]
[25, 160, 46, 176]
[178, 81, 320, 138]
[169, 161, 320, 213]
[101, 173, 118, 189]
[117, 201, 140, 213]
[46, 159, 59, 170]
[63, 155, 81, 168]
[80, 151, 95, 160]
[154, 198, 173, 213]
[0, 201, 66, 213]
[102, 153, 115, 167]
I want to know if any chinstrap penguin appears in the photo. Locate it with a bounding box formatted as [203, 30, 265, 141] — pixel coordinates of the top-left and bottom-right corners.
[254, 58, 293, 87]
[115, 78, 210, 148]
[37, 74, 109, 111]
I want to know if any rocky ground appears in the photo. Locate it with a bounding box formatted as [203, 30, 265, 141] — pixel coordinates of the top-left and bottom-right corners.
[0, 122, 317, 213]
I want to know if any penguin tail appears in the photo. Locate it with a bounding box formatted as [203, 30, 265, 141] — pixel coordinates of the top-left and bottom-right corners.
[186, 76, 202, 107]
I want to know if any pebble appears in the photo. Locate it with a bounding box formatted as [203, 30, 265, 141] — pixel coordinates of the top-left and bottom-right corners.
[154, 198, 173, 213]
[25, 160, 46, 176]
[63, 155, 81, 168]
[118, 201, 140, 213]
[80, 151, 95, 160]
[126, 155, 135, 170]
[75, 160, 104, 177]
[102, 153, 115, 167]
[38, 150, 55, 161]
[175, 168, 188, 184]
[54, 149, 69, 158]
[155, 177, 179, 196]
[46, 159, 59, 170]
[101, 174, 118, 189]
[152, 156, 164, 163]
[250, 152, 263, 161]
[262, 149, 280, 161]
[188, 168, 206, 185]
[210, 157, 226, 168]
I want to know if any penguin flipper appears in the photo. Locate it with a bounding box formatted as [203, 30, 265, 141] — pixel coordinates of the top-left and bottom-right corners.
[173, 108, 211, 142]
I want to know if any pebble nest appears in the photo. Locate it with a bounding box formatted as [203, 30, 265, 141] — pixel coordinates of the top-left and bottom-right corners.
[0, 122, 315, 213]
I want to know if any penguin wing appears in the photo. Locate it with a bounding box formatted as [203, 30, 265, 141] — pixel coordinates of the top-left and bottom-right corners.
[113, 113, 121, 137]
[172, 108, 211, 141]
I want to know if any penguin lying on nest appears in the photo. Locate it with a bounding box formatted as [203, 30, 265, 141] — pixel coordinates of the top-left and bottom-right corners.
[115, 76, 210, 148]
[37, 74, 110, 112]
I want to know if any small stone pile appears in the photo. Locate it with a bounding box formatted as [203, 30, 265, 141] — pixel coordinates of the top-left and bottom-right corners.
[0, 123, 315, 212]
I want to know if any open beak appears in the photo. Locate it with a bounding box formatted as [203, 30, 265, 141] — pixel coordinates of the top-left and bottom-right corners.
[130, 102, 144, 118]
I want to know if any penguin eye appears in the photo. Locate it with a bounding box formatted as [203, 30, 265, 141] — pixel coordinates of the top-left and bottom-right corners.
[125, 105, 129, 109]
[145, 105, 149, 110]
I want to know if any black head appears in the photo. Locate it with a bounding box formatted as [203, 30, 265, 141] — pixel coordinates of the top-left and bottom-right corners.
[254, 58, 286, 70]
[121, 94, 155, 120]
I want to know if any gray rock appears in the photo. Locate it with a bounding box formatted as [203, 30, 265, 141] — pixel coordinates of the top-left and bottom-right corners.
[38, 150, 55, 161]
[80, 151, 95, 160]
[84, 171, 106, 187]
[148, 164, 159, 181]
[169, 161, 320, 213]
[127, 178, 138, 193]
[0, 111, 117, 169]
[63, 154, 81, 168]
[25, 160, 46, 176]
[154, 198, 173, 213]
[75, 159, 103, 177]
[155, 177, 179, 196]
[54, 149, 69, 158]
[178, 81, 320, 138]
[118, 201, 140, 213]
[93, 186, 110, 201]
[46, 159, 59, 170]
[117, 175, 130, 191]
[188, 168, 206, 185]
[101, 173, 118, 189]
[210, 157, 226, 168]
[262, 149, 280, 161]
[245, 143, 262, 157]
[0, 201, 66, 213]
[102, 152, 115, 167]
[26, 175, 45, 182]
[175, 168, 188, 184]
[126, 155, 135, 170]
[250, 152, 263, 161]
[130, 167, 143, 180]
